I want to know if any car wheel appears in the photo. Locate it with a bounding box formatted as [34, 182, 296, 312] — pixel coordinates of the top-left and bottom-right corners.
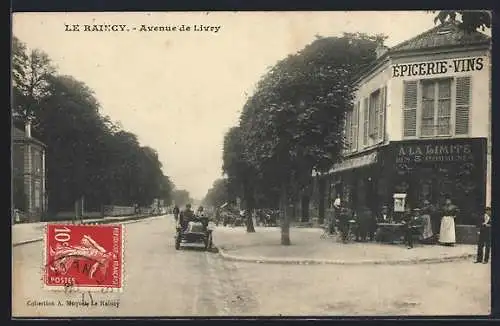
[175, 233, 181, 250]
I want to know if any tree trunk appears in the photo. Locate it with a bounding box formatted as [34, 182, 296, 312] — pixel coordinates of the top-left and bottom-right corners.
[318, 177, 326, 225]
[301, 194, 310, 222]
[280, 181, 291, 245]
[246, 211, 255, 233]
[244, 183, 255, 233]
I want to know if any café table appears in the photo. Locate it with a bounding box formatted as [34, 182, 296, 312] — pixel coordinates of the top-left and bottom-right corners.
[375, 222, 405, 244]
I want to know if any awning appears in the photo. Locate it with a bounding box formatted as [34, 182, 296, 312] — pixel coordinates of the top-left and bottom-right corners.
[328, 152, 378, 174]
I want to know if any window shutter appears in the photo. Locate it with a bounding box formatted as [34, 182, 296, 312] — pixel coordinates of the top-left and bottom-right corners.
[345, 111, 352, 152]
[403, 81, 418, 137]
[378, 86, 387, 141]
[371, 94, 379, 138]
[363, 98, 369, 145]
[455, 76, 471, 135]
[352, 101, 359, 151]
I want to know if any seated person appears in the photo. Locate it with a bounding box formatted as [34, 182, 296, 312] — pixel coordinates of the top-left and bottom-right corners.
[338, 207, 353, 243]
[196, 206, 209, 228]
[355, 207, 372, 242]
[179, 204, 195, 231]
[377, 205, 391, 223]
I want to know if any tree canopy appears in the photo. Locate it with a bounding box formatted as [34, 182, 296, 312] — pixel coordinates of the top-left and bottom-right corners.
[12, 36, 176, 213]
[217, 32, 384, 243]
[432, 10, 491, 32]
[202, 178, 230, 208]
[172, 189, 192, 208]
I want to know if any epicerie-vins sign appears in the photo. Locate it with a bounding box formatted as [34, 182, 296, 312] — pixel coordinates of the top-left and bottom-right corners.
[392, 57, 485, 78]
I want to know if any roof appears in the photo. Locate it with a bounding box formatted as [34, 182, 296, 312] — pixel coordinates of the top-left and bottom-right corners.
[390, 21, 490, 53]
[352, 21, 491, 85]
[12, 126, 47, 148]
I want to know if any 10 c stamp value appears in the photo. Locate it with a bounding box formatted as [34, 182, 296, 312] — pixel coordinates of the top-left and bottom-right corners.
[43, 224, 123, 292]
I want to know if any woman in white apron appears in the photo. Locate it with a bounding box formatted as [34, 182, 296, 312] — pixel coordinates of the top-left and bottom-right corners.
[439, 198, 459, 246]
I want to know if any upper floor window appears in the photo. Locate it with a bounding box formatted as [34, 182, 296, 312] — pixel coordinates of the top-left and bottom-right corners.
[362, 86, 387, 147]
[345, 85, 387, 154]
[403, 76, 471, 139]
[344, 102, 359, 153]
[368, 90, 381, 138]
[421, 78, 452, 137]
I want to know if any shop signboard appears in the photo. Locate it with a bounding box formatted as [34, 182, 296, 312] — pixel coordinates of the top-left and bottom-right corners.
[391, 138, 486, 166]
[384, 138, 487, 225]
[329, 152, 378, 173]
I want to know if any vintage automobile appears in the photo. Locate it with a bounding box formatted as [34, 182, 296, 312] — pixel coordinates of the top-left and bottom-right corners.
[175, 216, 214, 250]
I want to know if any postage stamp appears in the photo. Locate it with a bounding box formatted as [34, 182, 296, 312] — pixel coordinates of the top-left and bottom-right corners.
[43, 224, 123, 292]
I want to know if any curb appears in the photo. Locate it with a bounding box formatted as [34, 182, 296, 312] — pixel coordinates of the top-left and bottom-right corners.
[216, 246, 476, 265]
[12, 215, 162, 247]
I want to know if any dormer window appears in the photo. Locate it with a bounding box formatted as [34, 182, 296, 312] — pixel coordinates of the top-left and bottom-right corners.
[437, 29, 452, 35]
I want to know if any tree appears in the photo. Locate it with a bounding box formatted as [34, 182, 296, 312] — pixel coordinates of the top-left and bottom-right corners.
[222, 126, 256, 232]
[203, 178, 229, 208]
[12, 36, 176, 215]
[432, 10, 491, 32]
[12, 37, 55, 122]
[239, 33, 383, 245]
[172, 189, 191, 208]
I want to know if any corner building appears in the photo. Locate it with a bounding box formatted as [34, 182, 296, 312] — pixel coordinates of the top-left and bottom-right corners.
[328, 21, 491, 226]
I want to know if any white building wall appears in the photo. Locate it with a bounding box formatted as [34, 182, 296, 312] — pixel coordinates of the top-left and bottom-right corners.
[352, 61, 392, 152]
[346, 47, 491, 206]
[387, 50, 490, 141]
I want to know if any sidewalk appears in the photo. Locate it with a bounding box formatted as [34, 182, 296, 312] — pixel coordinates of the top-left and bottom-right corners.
[12, 214, 165, 246]
[213, 226, 477, 265]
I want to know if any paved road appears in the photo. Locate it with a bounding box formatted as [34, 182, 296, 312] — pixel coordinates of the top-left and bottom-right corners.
[12, 216, 490, 317]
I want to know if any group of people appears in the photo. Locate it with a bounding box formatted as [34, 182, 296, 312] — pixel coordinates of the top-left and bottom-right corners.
[172, 204, 209, 231]
[329, 196, 492, 260]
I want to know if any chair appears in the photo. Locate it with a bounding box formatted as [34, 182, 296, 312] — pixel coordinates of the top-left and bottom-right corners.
[320, 223, 335, 239]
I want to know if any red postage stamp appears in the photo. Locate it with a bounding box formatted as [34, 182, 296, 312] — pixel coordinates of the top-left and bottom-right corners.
[43, 224, 123, 291]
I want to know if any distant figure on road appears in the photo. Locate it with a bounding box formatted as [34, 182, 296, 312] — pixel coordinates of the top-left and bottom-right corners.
[173, 205, 180, 222]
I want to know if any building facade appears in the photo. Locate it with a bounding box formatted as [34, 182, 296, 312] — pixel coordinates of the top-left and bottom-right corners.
[12, 120, 47, 222]
[328, 22, 491, 226]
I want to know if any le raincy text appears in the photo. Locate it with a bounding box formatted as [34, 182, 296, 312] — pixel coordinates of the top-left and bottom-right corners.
[64, 24, 221, 33]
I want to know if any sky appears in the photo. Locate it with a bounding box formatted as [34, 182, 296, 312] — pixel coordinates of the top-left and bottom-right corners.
[13, 11, 443, 200]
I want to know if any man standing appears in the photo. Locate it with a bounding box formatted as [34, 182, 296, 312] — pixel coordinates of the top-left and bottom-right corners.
[173, 205, 180, 222]
[475, 207, 491, 264]
[402, 206, 416, 249]
[330, 195, 341, 234]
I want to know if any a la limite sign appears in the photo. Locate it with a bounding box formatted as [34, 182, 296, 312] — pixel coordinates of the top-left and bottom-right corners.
[392, 57, 485, 78]
[395, 142, 475, 164]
